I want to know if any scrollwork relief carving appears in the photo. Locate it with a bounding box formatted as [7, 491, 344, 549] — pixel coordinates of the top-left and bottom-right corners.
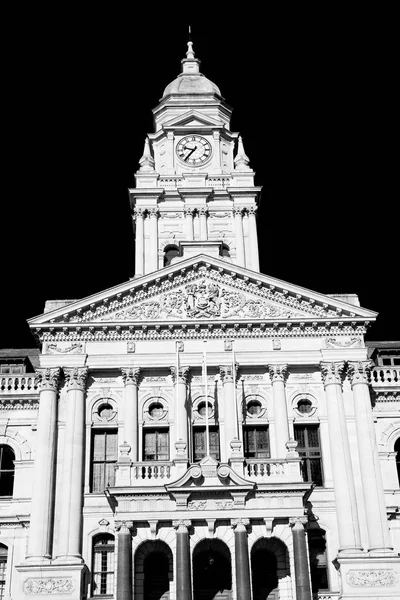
[347, 569, 397, 587]
[24, 577, 74, 595]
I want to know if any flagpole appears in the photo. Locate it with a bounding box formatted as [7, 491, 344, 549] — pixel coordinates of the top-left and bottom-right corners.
[203, 340, 210, 457]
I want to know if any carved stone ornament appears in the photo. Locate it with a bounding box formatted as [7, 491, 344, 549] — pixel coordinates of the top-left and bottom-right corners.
[347, 569, 397, 587]
[115, 520, 134, 534]
[24, 577, 74, 595]
[121, 367, 140, 385]
[34, 367, 61, 392]
[219, 365, 238, 383]
[231, 518, 250, 531]
[347, 361, 372, 387]
[170, 366, 190, 384]
[173, 519, 191, 532]
[45, 343, 84, 354]
[268, 364, 288, 383]
[325, 337, 362, 348]
[63, 366, 89, 390]
[320, 361, 345, 387]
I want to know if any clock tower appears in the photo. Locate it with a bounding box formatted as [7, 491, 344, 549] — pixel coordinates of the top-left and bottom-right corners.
[129, 40, 262, 277]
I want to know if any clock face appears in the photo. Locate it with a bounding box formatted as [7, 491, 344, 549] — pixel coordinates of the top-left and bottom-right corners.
[176, 135, 212, 165]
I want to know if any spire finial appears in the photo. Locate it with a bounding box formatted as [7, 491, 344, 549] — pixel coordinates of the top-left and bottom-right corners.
[181, 26, 200, 74]
[188, 25, 192, 41]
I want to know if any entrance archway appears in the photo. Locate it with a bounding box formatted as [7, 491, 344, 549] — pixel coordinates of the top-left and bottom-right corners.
[135, 540, 173, 600]
[251, 537, 290, 600]
[193, 539, 232, 599]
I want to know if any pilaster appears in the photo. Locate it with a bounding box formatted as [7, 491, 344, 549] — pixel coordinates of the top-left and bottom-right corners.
[268, 364, 290, 458]
[121, 367, 140, 462]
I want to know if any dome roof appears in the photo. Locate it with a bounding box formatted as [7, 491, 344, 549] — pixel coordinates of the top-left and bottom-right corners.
[162, 41, 221, 98]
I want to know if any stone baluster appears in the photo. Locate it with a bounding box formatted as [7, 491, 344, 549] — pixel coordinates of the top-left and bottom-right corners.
[268, 364, 290, 458]
[134, 207, 145, 277]
[320, 361, 363, 553]
[348, 361, 393, 553]
[290, 517, 312, 600]
[233, 207, 245, 266]
[26, 367, 61, 562]
[220, 365, 238, 461]
[171, 366, 190, 458]
[121, 367, 140, 462]
[247, 206, 260, 271]
[232, 518, 251, 600]
[148, 207, 159, 273]
[198, 206, 208, 240]
[184, 207, 194, 241]
[173, 520, 192, 600]
[55, 367, 88, 563]
[116, 521, 133, 600]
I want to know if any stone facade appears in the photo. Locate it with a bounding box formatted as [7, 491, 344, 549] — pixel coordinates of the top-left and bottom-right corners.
[0, 41, 399, 600]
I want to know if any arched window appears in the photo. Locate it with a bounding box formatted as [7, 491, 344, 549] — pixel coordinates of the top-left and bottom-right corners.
[0, 544, 8, 600]
[395, 437, 400, 486]
[0, 446, 15, 497]
[164, 245, 179, 267]
[92, 534, 115, 597]
[308, 528, 329, 594]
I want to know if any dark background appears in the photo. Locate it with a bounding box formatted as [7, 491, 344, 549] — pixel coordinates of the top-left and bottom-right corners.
[2, 11, 398, 348]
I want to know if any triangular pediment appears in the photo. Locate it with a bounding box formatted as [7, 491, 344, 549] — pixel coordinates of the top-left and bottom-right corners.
[28, 254, 377, 330]
[162, 110, 223, 130]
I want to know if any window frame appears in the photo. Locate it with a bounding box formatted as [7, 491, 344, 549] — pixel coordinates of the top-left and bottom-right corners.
[293, 424, 324, 486]
[92, 534, 115, 598]
[192, 426, 220, 462]
[90, 429, 118, 493]
[0, 445, 15, 497]
[143, 428, 170, 462]
[243, 425, 270, 459]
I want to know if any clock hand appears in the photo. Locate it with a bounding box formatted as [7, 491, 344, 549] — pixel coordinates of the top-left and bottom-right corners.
[184, 146, 197, 161]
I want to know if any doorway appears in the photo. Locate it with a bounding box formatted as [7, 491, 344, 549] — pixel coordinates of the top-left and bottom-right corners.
[193, 539, 232, 600]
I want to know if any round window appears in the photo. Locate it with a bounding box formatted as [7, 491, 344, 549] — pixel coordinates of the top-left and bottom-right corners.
[247, 400, 262, 415]
[198, 401, 212, 417]
[98, 403, 113, 419]
[149, 402, 164, 418]
[297, 399, 312, 414]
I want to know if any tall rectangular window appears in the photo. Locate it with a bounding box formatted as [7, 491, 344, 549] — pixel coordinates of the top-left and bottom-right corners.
[243, 426, 270, 459]
[0, 545, 7, 600]
[143, 429, 169, 461]
[294, 424, 323, 486]
[91, 430, 118, 493]
[193, 427, 220, 462]
[92, 534, 114, 597]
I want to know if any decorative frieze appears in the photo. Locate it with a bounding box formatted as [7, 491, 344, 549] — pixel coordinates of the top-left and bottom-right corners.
[24, 577, 74, 595]
[45, 342, 84, 354]
[347, 569, 397, 587]
[325, 337, 362, 348]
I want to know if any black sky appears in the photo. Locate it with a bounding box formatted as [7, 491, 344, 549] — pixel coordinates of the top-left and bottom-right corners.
[2, 11, 398, 348]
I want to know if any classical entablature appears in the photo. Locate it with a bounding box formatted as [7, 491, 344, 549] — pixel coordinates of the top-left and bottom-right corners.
[28, 255, 377, 344]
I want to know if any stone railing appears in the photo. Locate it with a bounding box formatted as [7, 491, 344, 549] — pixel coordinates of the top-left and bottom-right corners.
[131, 462, 172, 481]
[206, 176, 231, 189]
[313, 593, 340, 600]
[0, 376, 38, 394]
[245, 458, 302, 482]
[370, 367, 399, 386]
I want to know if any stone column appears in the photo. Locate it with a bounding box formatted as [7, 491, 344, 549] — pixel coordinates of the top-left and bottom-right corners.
[148, 207, 159, 273]
[173, 520, 192, 600]
[27, 367, 61, 561]
[290, 517, 312, 600]
[348, 361, 393, 553]
[184, 207, 194, 241]
[247, 206, 260, 271]
[233, 207, 245, 267]
[171, 366, 190, 457]
[116, 521, 133, 600]
[121, 367, 140, 462]
[268, 364, 290, 458]
[232, 518, 251, 600]
[134, 207, 145, 277]
[199, 206, 208, 240]
[320, 361, 363, 553]
[220, 365, 238, 461]
[55, 367, 88, 563]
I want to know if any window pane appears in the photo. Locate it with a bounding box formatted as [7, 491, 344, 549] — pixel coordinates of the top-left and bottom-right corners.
[294, 427, 305, 448]
[209, 430, 220, 460]
[93, 433, 106, 461]
[105, 433, 118, 460]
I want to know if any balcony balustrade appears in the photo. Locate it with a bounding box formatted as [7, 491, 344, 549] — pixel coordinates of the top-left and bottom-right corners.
[0, 375, 38, 394]
[370, 366, 399, 386]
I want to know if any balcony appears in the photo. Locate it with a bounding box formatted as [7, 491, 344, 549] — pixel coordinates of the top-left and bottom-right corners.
[0, 375, 38, 394]
[370, 367, 399, 387]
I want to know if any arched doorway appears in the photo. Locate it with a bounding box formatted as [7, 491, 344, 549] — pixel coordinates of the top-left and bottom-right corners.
[193, 539, 232, 599]
[251, 537, 290, 600]
[135, 540, 173, 600]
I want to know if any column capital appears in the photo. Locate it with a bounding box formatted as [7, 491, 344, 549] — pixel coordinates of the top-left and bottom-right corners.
[133, 207, 145, 219]
[170, 366, 190, 384]
[148, 207, 159, 218]
[320, 361, 345, 387]
[115, 520, 134, 534]
[347, 360, 372, 387]
[248, 206, 257, 216]
[268, 363, 288, 383]
[63, 366, 89, 391]
[197, 206, 208, 216]
[231, 518, 250, 531]
[184, 207, 195, 217]
[219, 364, 238, 383]
[173, 519, 191, 532]
[289, 516, 308, 529]
[121, 367, 141, 385]
[233, 206, 245, 216]
[35, 367, 61, 392]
